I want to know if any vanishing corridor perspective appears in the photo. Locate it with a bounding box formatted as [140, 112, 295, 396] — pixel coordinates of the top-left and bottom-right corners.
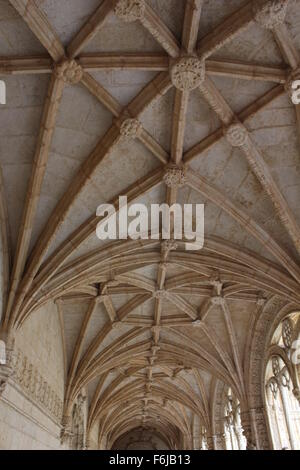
[0, 0, 300, 450]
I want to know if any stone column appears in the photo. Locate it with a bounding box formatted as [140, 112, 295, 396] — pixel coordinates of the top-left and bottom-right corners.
[240, 410, 256, 450]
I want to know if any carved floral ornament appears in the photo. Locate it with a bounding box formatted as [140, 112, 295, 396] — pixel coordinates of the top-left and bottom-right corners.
[54, 60, 83, 85]
[170, 57, 206, 91]
[224, 123, 249, 148]
[253, 0, 290, 30]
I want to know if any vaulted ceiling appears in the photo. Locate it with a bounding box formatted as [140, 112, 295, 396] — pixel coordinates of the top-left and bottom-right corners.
[0, 0, 300, 448]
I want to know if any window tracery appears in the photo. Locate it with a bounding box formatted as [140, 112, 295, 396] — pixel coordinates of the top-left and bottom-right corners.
[223, 388, 246, 450]
[265, 313, 300, 450]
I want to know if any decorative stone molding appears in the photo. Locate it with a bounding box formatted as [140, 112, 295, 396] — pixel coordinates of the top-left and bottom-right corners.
[114, 0, 146, 23]
[163, 163, 187, 188]
[285, 67, 300, 102]
[54, 59, 83, 84]
[192, 319, 202, 327]
[224, 123, 249, 147]
[170, 57, 205, 91]
[253, 0, 289, 30]
[8, 347, 63, 422]
[120, 118, 143, 139]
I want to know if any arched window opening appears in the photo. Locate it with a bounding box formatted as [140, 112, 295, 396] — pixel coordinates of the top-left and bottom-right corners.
[223, 388, 246, 450]
[265, 314, 300, 450]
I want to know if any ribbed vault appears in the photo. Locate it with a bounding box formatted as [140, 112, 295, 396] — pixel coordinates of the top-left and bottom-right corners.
[0, 0, 300, 450]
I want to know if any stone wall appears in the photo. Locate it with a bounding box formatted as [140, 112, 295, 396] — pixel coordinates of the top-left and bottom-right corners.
[0, 300, 65, 449]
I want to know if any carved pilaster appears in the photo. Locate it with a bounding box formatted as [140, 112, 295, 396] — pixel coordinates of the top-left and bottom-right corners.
[153, 289, 167, 300]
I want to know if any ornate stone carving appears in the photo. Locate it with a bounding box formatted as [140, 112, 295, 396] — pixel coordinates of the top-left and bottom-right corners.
[272, 356, 280, 376]
[120, 118, 143, 139]
[282, 318, 293, 349]
[8, 347, 63, 421]
[253, 0, 289, 30]
[163, 163, 187, 188]
[114, 0, 146, 23]
[153, 289, 167, 300]
[225, 123, 249, 147]
[170, 57, 205, 91]
[54, 59, 83, 84]
[161, 240, 178, 258]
